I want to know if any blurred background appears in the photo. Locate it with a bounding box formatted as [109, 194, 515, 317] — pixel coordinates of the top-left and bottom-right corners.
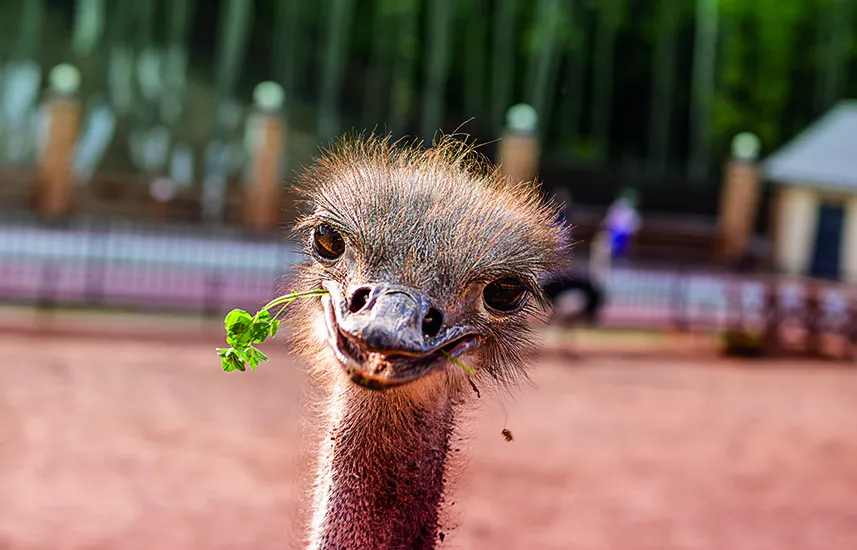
[0, 1, 855, 549]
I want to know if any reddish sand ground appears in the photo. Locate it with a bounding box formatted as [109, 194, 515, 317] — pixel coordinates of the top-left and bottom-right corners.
[1, 327, 856, 550]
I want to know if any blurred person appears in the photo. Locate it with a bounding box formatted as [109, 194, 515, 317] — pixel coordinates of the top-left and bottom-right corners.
[603, 188, 640, 260]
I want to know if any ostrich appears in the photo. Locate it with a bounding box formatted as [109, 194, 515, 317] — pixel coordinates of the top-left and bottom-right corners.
[285, 135, 566, 549]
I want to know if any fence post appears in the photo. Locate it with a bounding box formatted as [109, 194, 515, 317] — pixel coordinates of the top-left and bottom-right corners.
[716, 132, 761, 264]
[498, 104, 539, 185]
[671, 269, 690, 332]
[848, 297, 857, 363]
[35, 64, 82, 220]
[243, 81, 286, 232]
[762, 277, 780, 356]
[36, 261, 59, 323]
[203, 272, 225, 319]
[725, 276, 744, 334]
[84, 220, 107, 304]
[804, 282, 822, 357]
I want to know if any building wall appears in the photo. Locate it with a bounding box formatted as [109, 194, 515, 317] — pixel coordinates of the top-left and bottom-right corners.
[842, 197, 857, 283]
[773, 186, 819, 275]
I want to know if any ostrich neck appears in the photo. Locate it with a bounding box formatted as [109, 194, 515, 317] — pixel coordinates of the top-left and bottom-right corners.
[308, 376, 454, 550]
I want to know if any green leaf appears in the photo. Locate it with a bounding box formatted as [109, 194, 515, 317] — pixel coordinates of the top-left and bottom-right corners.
[248, 309, 274, 344]
[233, 346, 256, 369]
[269, 319, 281, 338]
[217, 289, 328, 373]
[249, 320, 270, 344]
[219, 348, 246, 372]
[224, 309, 254, 347]
[225, 309, 253, 330]
[246, 347, 269, 370]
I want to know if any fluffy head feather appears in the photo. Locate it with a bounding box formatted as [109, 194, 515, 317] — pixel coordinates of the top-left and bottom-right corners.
[285, 133, 567, 394]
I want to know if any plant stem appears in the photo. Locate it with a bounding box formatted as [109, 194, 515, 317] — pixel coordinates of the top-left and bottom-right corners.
[259, 289, 329, 319]
[440, 349, 476, 375]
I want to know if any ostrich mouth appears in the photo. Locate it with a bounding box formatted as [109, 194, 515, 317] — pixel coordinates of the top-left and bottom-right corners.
[321, 294, 479, 390]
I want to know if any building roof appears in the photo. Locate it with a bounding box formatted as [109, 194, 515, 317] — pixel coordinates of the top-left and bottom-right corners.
[763, 100, 857, 192]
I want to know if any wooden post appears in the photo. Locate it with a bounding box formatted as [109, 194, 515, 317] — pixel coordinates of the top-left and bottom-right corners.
[762, 277, 780, 356]
[848, 297, 857, 362]
[716, 132, 762, 264]
[35, 64, 82, 219]
[243, 81, 286, 232]
[498, 103, 539, 185]
[804, 282, 822, 357]
[766, 187, 784, 270]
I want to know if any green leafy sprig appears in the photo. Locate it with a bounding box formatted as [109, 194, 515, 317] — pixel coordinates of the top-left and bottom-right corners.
[217, 288, 476, 376]
[216, 289, 328, 372]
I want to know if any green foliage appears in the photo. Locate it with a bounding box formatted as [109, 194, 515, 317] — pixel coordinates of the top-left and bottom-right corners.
[66, 0, 857, 192]
[217, 289, 327, 372]
[711, 0, 808, 150]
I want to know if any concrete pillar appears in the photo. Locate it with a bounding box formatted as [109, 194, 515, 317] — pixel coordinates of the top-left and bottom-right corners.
[243, 82, 286, 231]
[35, 64, 82, 218]
[840, 197, 857, 284]
[774, 186, 819, 276]
[498, 103, 539, 184]
[716, 132, 762, 263]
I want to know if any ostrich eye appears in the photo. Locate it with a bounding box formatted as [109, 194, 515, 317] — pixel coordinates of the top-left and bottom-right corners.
[312, 224, 345, 262]
[483, 278, 528, 313]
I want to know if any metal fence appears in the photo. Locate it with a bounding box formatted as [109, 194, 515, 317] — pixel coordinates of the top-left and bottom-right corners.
[0, 215, 854, 344]
[0, 214, 301, 317]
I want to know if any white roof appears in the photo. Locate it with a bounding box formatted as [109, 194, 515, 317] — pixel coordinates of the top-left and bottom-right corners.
[763, 100, 857, 192]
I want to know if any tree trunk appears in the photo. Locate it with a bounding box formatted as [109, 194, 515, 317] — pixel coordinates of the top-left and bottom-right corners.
[14, 0, 44, 60]
[420, 0, 455, 143]
[214, 0, 253, 100]
[388, 0, 421, 138]
[491, 0, 517, 134]
[816, 0, 855, 110]
[590, 0, 621, 162]
[274, 0, 306, 113]
[688, 0, 719, 180]
[364, 0, 395, 128]
[462, 0, 489, 125]
[162, 0, 195, 128]
[318, 0, 356, 140]
[526, 0, 563, 131]
[72, 0, 105, 57]
[647, 0, 679, 174]
[556, 3, 588, 150]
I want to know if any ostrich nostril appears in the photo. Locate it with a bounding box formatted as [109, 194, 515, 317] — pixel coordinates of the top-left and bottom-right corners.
[349, 287, 372, 313]
[422, 307, 443, 338]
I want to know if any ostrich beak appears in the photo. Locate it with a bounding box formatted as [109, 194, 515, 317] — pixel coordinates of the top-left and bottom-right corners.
[320, 282, 479, 390]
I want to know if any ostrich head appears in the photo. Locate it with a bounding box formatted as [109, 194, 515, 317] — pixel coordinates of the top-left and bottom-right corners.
[285, 135, 566, 549]
[288, 136, 565, 396]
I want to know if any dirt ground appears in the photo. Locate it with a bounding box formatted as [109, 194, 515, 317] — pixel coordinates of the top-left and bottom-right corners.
[1, 328, 856, 550]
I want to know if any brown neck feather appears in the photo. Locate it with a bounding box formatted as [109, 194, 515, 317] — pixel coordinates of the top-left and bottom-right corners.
[307, 375, 454, 550]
